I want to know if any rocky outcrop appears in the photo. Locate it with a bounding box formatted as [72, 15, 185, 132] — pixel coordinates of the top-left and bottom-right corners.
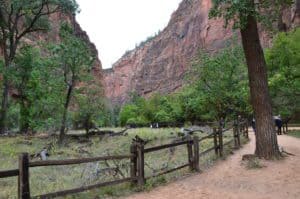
[104, 0, 299, 104]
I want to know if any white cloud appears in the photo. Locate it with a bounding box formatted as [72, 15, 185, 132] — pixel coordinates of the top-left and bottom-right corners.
[76, 0, 181, 69]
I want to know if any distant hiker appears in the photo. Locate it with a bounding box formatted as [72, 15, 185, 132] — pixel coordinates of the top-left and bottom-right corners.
[251, 118, 256, 133]
[274, 115, 283, 135]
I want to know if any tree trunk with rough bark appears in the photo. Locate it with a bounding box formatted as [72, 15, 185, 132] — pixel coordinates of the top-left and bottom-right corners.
[0, 41, 17, 134]
[240, 10, 281, 159]
[59, 84, 73, 144]
[0, 77, 9, 134]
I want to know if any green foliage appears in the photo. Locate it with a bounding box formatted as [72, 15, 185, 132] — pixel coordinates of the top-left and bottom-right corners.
[118, 43, 250, 125]
[7, 102, 20, 131]
[187, 42, 250, 120]
[119, 104, 139, 126]
[126, 116, 149, 126]
[0, 0, 79, 132]
[50, 23, 95, 137]
[1, 21, 105, 133]
[209, 0, 290, 29]
[0, 0, 77, 39]
[52, 23, 94, 84]
[119, 93, 177, 126]
[266, 28, 300, 117]
[9, 45, 65, 132]
[154, 110, 172, 123]
[73, 84, 104, 133]
[118, 31, 299, 125]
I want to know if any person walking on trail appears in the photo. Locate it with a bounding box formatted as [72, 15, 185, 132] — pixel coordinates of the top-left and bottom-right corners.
[274, 115, 283, 135]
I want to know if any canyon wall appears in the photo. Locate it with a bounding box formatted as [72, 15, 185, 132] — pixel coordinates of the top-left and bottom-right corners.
[104, 0, 299, 104]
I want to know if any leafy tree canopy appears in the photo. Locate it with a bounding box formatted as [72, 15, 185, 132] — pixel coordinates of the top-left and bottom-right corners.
[209, 0, 291, 29]
[266, 28, 300, 117]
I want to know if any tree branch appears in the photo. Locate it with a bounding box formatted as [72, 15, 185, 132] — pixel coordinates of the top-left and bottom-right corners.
[16, 1, 45, 41]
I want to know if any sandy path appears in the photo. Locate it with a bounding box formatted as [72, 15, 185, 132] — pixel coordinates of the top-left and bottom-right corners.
[124, 130, 300, 199]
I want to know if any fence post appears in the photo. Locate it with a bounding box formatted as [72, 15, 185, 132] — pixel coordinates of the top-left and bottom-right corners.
[186, 135, 194, 170]
[213, 127, 218, 155]
[130, 142, 137, 185]
[218, 127, 223, 157]
[193, 136, 200, 172]
[18, 153, 30, 199]
[136, 141, 145, 187]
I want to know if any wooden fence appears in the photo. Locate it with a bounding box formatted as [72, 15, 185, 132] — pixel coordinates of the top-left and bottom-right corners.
[0, 121, 249, 199]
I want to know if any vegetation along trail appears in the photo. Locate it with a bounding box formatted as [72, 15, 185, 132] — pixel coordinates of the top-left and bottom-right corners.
[124, 130, 300, 199]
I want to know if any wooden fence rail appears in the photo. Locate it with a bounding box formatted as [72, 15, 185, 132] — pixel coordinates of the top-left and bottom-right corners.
[0, 119, 249, 199]
[29, 155, 133, 167]
[0, 169, 19, 178]
[144, 140, 189, 153]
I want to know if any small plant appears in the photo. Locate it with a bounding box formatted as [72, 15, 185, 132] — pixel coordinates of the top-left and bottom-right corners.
[245, 157, 263, 169]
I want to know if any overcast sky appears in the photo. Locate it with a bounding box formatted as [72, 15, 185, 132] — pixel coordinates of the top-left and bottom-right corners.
[76, 0, 182, 69]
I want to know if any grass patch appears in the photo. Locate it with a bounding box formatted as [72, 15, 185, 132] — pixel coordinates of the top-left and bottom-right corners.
[0, 127, 242, 198]
[287, 130, 300, 138]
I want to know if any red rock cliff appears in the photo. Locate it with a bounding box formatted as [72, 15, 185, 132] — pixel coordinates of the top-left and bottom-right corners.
[104, 0, 299, 104]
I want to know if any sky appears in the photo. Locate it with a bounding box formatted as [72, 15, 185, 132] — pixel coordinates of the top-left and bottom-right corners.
[76, 0, 182, 69]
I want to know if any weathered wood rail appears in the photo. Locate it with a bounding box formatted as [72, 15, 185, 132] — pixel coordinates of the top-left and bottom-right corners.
[0, 120, 249, 199]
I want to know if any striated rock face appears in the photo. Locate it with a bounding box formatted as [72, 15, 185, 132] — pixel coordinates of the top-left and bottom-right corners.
[104, 0, 299, 104]
[103, 0, 233, 104]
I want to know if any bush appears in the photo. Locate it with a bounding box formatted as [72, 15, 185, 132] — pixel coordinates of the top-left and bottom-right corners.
[154, 110, 172, 123]
[126, 116, 149, 127]
[119, 104, 139, 126]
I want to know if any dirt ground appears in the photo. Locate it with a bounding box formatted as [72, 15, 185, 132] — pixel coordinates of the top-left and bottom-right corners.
[123, 129, 300, 199]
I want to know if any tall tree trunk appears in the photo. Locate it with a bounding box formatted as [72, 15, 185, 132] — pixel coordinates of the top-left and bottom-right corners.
[240, 9, 281, 159]
[0, 65, 9, 134]
[59, 84, 73, 144]
[0, 41, 17, 134]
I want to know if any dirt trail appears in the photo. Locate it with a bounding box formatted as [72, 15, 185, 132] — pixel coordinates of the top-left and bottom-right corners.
[124, 130, 300, 199]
